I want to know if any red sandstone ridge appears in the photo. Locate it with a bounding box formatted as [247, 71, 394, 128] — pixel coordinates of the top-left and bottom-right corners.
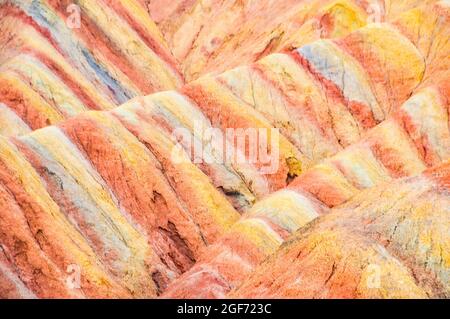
[231, 162, 450, 298]
[146, 0, 440, 81]
[0, 0, 449, 299]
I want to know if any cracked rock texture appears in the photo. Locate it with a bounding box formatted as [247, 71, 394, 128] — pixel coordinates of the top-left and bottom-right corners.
[0, 0, 449, 298]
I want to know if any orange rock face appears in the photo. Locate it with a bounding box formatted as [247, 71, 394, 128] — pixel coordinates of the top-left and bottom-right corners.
[232, 162, 450, 298]
[0, 0, 449, 299]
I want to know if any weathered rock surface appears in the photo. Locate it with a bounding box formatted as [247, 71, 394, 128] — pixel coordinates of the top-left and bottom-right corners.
[0, 0, 449, 299]
[0, 0, 183, 134]
[0, 115, 241, 297]
[162, 79, 450, 298]
[231, 162, 450, 298]
[148, 0, 439, 81]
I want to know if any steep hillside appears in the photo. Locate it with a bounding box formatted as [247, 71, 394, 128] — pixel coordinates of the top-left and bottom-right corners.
[145, 0, 440, 81]
[0, 0, 448, 299]
[0, 0, 183, 135]
[231, 162, 450, 298]
[162, 80, 449, 298]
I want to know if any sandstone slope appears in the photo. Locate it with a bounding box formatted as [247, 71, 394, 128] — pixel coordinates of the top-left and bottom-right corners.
[231, 162, 450, 298]
[0, 0, 183, 136]
[0, 0, 448, 299]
